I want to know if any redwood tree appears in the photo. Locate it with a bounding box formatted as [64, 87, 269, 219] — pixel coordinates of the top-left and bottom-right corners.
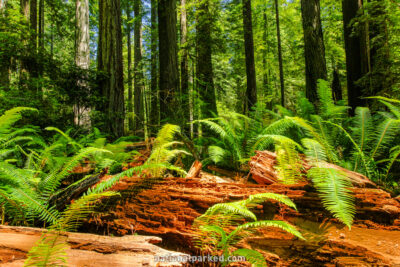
[242, 0, 257, 113]
[74, 0, 91, 128]
[133, 0, 144, 133]
[342, 0, 367, 112]
[98, 0, 125, 137]
[158, 0, 179, 123]
[300, 0, 327, 105]
[196, 0, 217, 118]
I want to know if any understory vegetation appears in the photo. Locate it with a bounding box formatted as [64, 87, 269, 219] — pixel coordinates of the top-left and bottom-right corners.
[1, 0, 400, 265]
[0, 81, 399, 265]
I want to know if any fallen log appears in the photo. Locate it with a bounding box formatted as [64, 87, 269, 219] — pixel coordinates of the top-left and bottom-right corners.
[49, 171, 105, 211]
[82, 175, 400, 265]
[0, 225, 187, 266]
[249, 150, 376, 188]
[185, 160, 202, 179]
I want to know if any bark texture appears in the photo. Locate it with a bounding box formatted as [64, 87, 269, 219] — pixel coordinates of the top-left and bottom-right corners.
[97, 0, 125, 138]
[275, 0, 285, 107]
[84, 168, 400, 265]
[196, 0, 217, 119]
[342, 0, 367, 113]
[158, 0, 180, 123]
[242, 0, 257, 113]
[133, 0, 145, 134]
[180, 0, 189, 124]
[301, 0, 327, 105]
[0, 225, 187, 266]
[150, 0, 159, 131]
[74, 0, 91, 128]
[126, 3, 134, 131]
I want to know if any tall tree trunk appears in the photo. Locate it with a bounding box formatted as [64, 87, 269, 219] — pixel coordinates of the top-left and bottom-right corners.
[274, 0, 285, 107]
[158, 0, 179, 123]
[0, 0, 9, 89]
[126, 3, 134, 131]
[180, 0, 189, 124]
[196, 0, 217, 119]
[300, 0, 327, 105]
[150, 0, 158, 132]
[38, 0, 44, 50]
[331, 67, 343, 102]
[134, 0, 144, 134]
[29, 0, 37, 76]
[74, 0, 91, 128]
[242, 0, 257, 113]
[367, 0, 391, 96]
[262, 5, 269, 98]
[342, 0, 367, 112]
[98, 0, 125, 137]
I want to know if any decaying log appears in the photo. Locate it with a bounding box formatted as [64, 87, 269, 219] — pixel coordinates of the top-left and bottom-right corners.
[83, 175, 400, 265]
[49, 171, 105, 211]
[185, 160, 202, 178]
[249, 150, 376, 188]
[125, 138, 154, 152]
[0, 225, 187, 266]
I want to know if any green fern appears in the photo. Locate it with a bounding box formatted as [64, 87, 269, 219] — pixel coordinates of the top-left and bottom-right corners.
[193, 193, 302, 267]
[308, 167, 355, 228]
[145, 124, 190, 176]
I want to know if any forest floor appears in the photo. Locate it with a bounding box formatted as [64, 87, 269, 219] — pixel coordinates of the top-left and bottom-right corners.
[2, 146, 400, 266]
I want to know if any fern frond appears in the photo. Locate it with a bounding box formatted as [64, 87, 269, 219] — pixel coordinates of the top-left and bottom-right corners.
[302, 138, 327, 162]
[24, 231, 68, 267]
[308, 167, 355, 228]
[228, 220, 304, 241]
[378, 100, 400, 119]
[208, 146, 229, 164]
[383, 146, 400, 181]
[233, 248, 267, 267]
[0, 107, 37, 134]
[371, 118, 400, 158]
[352, 107, 373, 153]
[57, 191, 118, 232]
[245, 193, 297, 210]
[201, 202, 257, 222]
[40, 147, 112, 197]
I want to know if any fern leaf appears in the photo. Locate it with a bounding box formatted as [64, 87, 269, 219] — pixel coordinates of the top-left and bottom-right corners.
[371, 118, 400, 158]
[245, 193, 297, 210]
[233, 248, 267, 267]
[228, 220, 304, 241]
[308, 167, 355, 228]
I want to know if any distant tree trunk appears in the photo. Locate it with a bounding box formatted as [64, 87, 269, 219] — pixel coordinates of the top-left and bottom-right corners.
[331, 67, 343, 102]
[0, 1, 9, 89]
[134, 0, 144, 134]
[74, 0, 91, 128]
[180, 0, 189, 123]
[342, 0, 367, 112]
[0, 0, 7, 10]
[38, 0, 44, 50]
[274, 0, 285, 107]
[242, 0, 257, 113]
[29, 0, 37, 50]
[150, 0, 158, 131]
[158, 0, 180, 123]
[196, 0, 217, 119]
[98, 0, 125, 137]
[262, 7, 268, 92]
[126, 3, 134, 131]
[367, 0, 391, 96]
[300, 0, 327, 105]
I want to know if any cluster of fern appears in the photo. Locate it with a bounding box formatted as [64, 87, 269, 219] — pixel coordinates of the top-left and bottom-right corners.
[193, 193, 304, 267]
[197, 80, 400, 229]
[0, 108, 189, 266]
